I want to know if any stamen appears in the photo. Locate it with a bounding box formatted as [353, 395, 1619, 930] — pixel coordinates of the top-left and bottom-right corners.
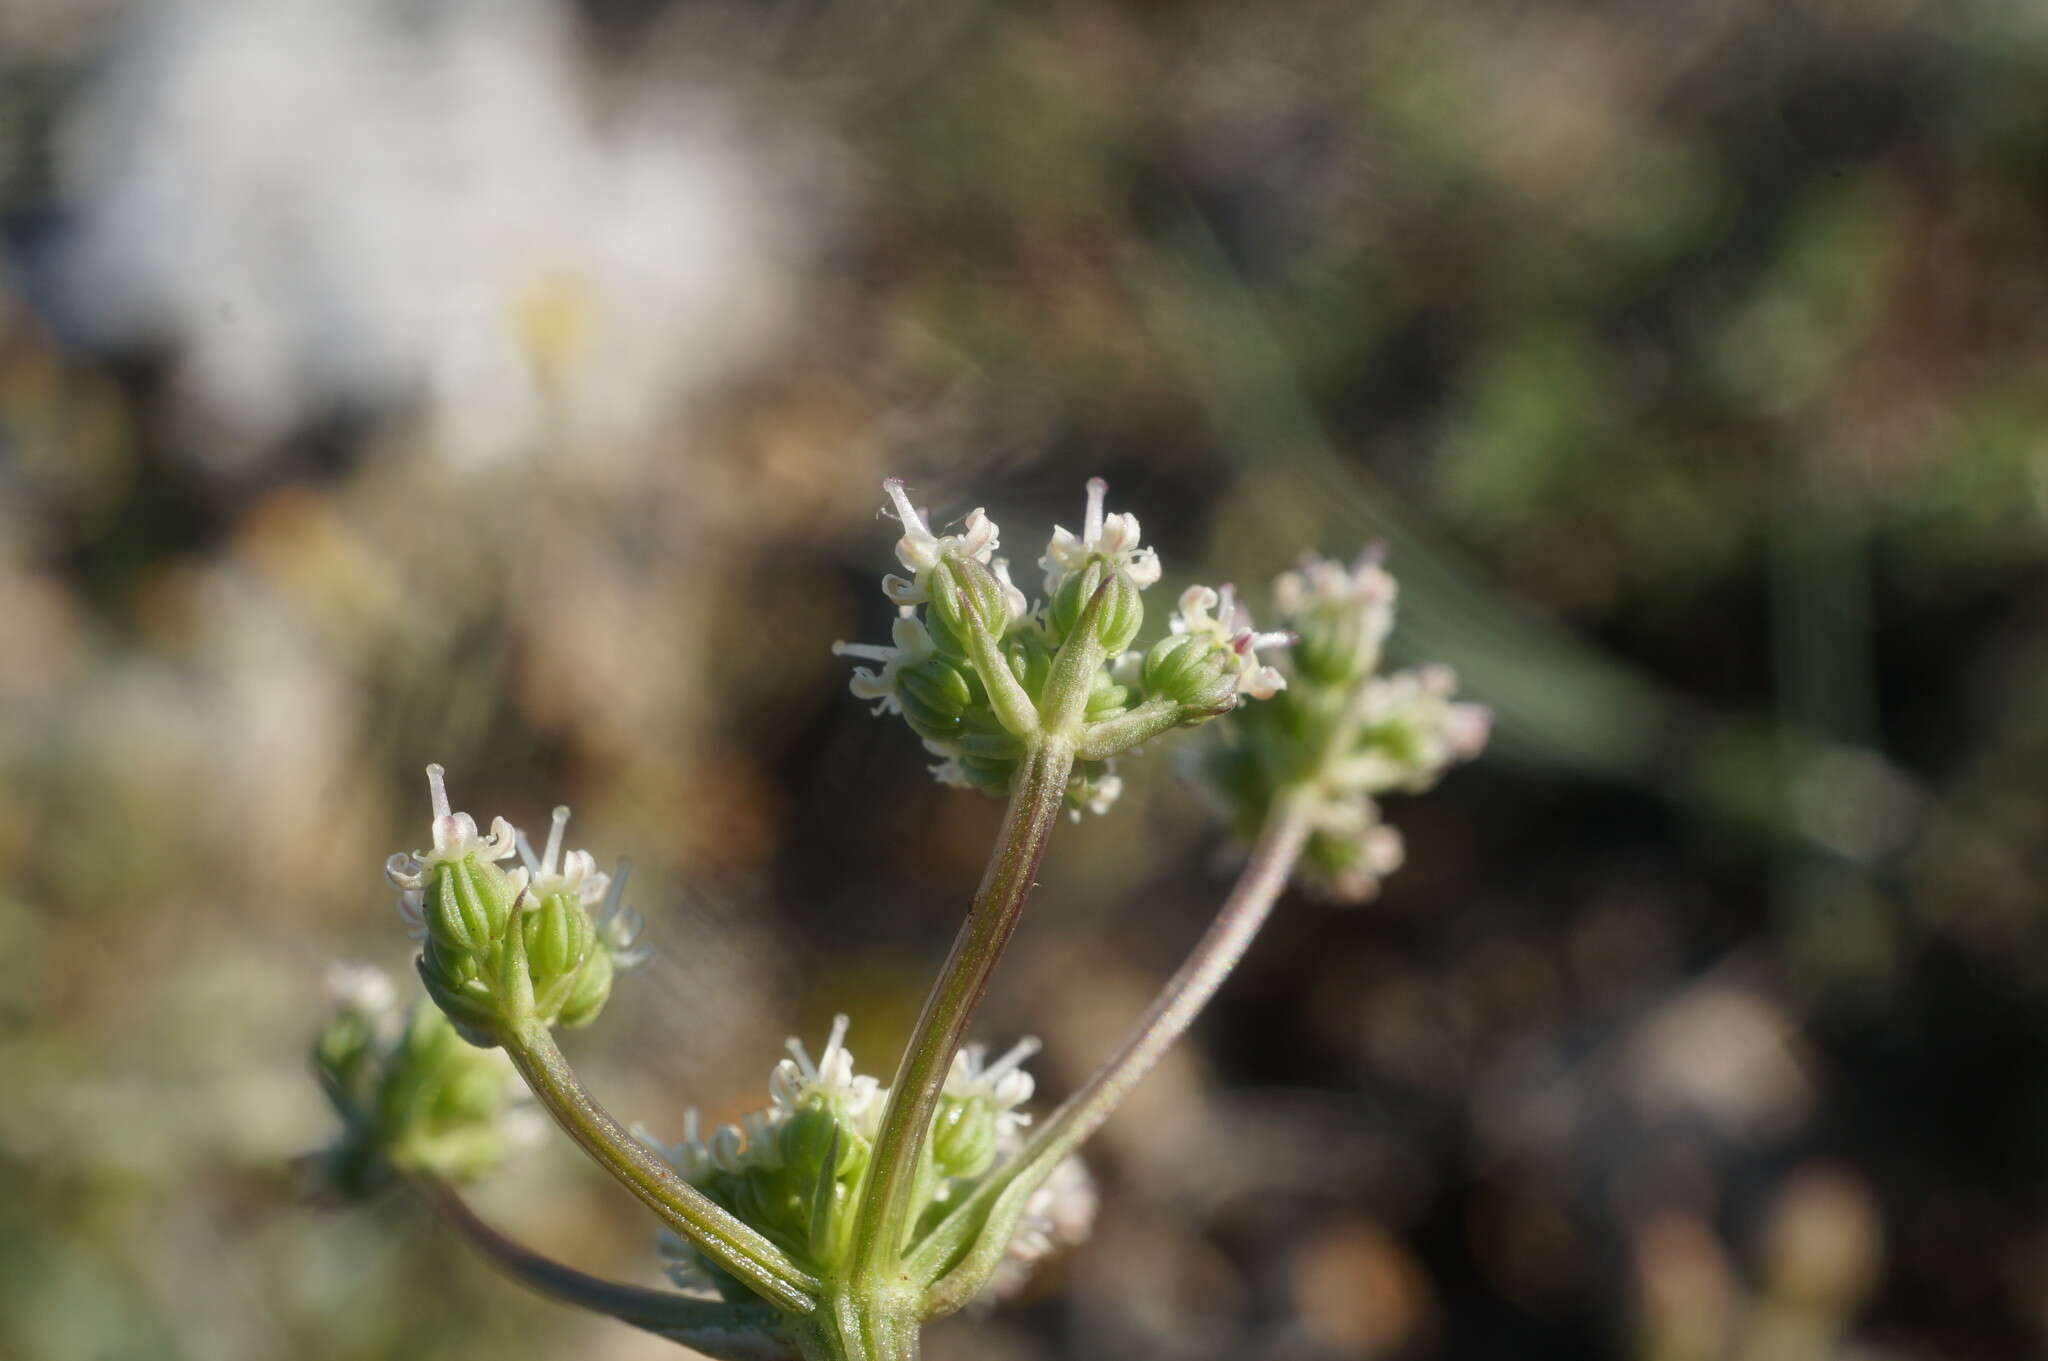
[983, 1035, 1042, 1084]
[832, 640, 896, 662]
[542, 805, 569, 877]
[426, 763, 451, 822]
[883, 478, 928, 535]
[599, 857, 633, 922]
[823, 1013, 851, 1068]
[786, 1033, 818, 1080]
[1084, 477, 1107, 544]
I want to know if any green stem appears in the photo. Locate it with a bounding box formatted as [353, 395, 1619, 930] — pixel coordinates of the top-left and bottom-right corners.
[503, 1022, 822, 1314]
[420, 1178, 797, 1360]
[848, 735, 1076, 1287]
[1076, 694, 1184, 761]
[800, 1294, 922, 1361]
[910, 787, 1316, 1310]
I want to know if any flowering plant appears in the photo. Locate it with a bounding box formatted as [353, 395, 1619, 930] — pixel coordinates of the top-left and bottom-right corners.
[308, 477, 1486, 1360]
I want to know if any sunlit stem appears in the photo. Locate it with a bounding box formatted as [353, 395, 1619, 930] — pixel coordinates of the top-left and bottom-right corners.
[909, 787, 1314, 1312]
[1076, 694, 1184, 761]
[419, 1178, 796, 1359]
[501, 1022, 822, 1314]
[848, 734, 1076, 1287]
[913, 673, 1386, 1311]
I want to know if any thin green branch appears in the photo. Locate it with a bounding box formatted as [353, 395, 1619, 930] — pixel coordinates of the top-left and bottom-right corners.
[1076, 695, 1183, 761]
[911, 789, 1316, 1310]
[848, 735, 1076, 1287]
[503, 1022, 822, 1314]
[419, 1178, 795, 1359]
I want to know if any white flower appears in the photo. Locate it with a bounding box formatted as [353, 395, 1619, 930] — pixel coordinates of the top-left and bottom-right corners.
[515, 804, 608, 908]
[1303, 795, 1408, 903]
[702, 1114, 778, 1180]
[1272, 549, 1397, 619]
[323, 960, 397, 1019]
[770, 1013, 885, 1136]
[945, 1036, 1041, 1143]
[832, 614, 938, 716]
[878, 478, 1000, 606]
[1170, 584, 1292, 701]
[1336, 664, 1493, 794]
[990, 557, 1031, 624]
[1065, 766, 1124, 822]
[1040, 476, 1162, 595]
[53, 0, 810, 468]
[924, 739, 975, 789]
[592, 858, 650, 971]
[384, 764, 525, 936]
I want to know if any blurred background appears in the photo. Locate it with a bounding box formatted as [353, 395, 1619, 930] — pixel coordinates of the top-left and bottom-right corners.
[4, 0, 2047, 1357]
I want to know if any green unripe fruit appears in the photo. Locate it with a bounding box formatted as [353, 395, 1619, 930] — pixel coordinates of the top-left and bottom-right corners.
[734, 1170, 803, 1240]
[1051, 561, 1143, 655]
[778, 1104, 864, 1185]
[423, 855, 520, 954]
[416, 939, 503, 1042]
[927, 556, 1011, 649]
[1084, 670, 1129, 722]
[557, 946, 614, 1030]
[315, 1013, 376, 1077]
[1143, 634, 1240, 715]
[957, 751, 1019, 794]
[930, 1096, 997, 1179]
[1292, 607, 1373, 687]
[522, 892, 595, 986]
[896, 656, 973, 743]
[1004, 629, 1054, 701]
[438, 1057, 507, 1125]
